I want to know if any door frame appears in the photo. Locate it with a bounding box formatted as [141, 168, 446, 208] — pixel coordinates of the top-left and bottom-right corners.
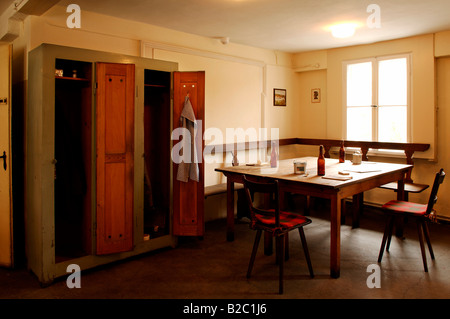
[0, 44, 13, 268]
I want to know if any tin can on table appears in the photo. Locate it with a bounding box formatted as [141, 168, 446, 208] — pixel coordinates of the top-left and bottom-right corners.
[294, 161, 307, 175]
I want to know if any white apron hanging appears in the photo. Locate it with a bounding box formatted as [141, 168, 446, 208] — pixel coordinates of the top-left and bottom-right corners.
[176, 96, 199, 182]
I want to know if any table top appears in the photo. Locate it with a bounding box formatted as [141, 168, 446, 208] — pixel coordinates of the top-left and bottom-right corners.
[215, 157, 412, 190]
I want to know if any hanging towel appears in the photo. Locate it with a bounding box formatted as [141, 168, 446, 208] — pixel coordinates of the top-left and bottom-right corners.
[176, 96, 200, 182]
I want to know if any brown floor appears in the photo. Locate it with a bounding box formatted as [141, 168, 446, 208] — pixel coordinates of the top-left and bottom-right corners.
[1, 202, 450, 301]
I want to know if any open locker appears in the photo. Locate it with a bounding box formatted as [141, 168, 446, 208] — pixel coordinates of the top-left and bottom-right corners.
[143, 70, 171, 239]
[54, 58, 92, 262]
[26, 45, 167, 284]
[26, 44, 205, 284]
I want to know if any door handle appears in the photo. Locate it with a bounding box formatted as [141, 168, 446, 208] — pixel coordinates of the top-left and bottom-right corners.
[0, 151, 6, 171]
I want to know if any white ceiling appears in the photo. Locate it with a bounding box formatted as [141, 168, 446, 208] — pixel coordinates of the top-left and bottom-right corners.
[42, 0, 450, 52]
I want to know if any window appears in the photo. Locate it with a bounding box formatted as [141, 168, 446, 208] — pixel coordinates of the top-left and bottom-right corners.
[344, 55, 410, 143]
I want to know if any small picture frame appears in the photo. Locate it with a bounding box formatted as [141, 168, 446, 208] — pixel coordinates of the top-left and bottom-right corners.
[311, 88, 321, 103]
[273, 88, 286, 106]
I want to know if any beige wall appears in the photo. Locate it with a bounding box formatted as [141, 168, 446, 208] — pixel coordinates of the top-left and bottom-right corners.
[14, 5, 450, 220]
[265, 64, 301, 139]
[293, 34, 450, 219]
[368, 56, 449, 218]
[435, 31, 450, 57]
[328, 35, 435, 159]
[296, 69, 328, 139]
[21, 5, 298, 197]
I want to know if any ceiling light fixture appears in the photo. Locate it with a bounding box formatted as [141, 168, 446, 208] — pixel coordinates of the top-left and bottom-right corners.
[329, 23, 358, 38]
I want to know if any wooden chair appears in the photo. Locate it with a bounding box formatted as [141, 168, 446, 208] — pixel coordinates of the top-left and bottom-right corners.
[378, 168, 445, 272]
[243, 176, 314, 294]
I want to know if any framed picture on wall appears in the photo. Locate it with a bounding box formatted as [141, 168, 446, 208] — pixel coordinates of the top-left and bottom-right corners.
[311, 88, 321, 103]
[274, 88, 286, 106]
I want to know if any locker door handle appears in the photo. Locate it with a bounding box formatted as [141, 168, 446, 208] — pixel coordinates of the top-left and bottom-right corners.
[0, 151, 6, 171]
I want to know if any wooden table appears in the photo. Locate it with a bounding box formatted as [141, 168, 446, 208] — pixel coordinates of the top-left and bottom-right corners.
[215, 157, 412, 278]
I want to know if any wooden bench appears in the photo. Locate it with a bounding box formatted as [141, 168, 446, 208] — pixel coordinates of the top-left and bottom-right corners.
[205, 138, 430, 226]
[205, 183, 243, 197]
[206, 138, 430, 195]
[296, 139, 430, 227]
[205, 183, 249, 219]
[307, 138, 430, 196]
[317, 140, 429, 205]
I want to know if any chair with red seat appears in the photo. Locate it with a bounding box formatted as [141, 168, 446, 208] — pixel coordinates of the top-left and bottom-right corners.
[243, 176, 314, 294]
[378, 168, 445, 272]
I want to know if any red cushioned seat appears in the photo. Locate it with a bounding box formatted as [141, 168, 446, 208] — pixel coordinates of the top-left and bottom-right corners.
[381, 200, 427, 216]
[255, 210, 311, 229]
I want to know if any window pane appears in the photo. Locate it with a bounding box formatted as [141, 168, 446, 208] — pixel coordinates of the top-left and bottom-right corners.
[347, 62, 372, 107]
[347, 107, 372, 141]
[378, 58, 407, 106]
[378, 106, 407, 142]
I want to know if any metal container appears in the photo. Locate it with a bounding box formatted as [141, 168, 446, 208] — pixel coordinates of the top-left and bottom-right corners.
[294, 161, 307, 174]
[352, 151, 362, 165]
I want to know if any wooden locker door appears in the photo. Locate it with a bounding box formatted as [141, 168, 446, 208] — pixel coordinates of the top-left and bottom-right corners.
[96, 63, 134, 255]
[173, 71, 205, 236]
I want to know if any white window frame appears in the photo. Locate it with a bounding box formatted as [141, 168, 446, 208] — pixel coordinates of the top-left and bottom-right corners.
[342, 54, 412, 156]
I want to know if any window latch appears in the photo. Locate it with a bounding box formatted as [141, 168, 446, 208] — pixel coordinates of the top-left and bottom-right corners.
[371, 104, 378, 108]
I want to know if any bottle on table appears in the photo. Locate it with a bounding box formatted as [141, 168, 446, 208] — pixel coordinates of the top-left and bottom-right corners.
[317, 145, 325, 176]
[339, 140, 345, 163]
[270, 142, 277, 168]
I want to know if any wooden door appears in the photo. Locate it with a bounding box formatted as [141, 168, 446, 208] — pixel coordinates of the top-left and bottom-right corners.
[173, 71, 205, 236]
[96, 63, 135, 255]
[0, 44, 12, 267]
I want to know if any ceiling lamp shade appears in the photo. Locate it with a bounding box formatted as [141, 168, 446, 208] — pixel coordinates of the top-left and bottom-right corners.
[330, 23, 358, 38]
